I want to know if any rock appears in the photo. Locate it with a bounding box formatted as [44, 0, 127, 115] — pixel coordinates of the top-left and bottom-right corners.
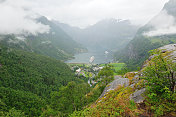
[142, 44, 176, 70]
[124, 72, 138, 80]
[148, 54, 157, 61]
[129, 83, 135, 88]
[130, 88, 146, 103]
[99, 76, 129, 98]
[114, 75, 123, 79]
[159, 44, 176, 51]
[161, 50, 167, 53]
[132, 74, 140, 84]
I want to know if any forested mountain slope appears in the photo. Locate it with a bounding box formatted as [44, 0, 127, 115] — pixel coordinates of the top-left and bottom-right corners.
[115, 0, 176, 70]
[0, 45, 84, 116]
[55, 19, 139, 52]
[0, 16, 86, 61]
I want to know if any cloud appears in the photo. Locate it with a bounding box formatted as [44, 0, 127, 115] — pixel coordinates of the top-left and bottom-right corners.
[24, 0, 169, 28]
[0, 0, 169, 29]
[0, 0, 50, 35]
[143, 10, 176, 36]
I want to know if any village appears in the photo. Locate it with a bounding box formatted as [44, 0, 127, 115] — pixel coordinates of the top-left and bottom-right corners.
[69, 63, 103, 86]
[68, 56, 125, 87]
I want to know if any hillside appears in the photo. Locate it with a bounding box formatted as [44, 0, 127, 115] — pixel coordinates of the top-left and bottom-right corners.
[0, 16, 86, 61]
[55, 19, 139, 52]
[115, 0, 176, 70]
[70, 44, 176, 117]
[0, 45, 84, 116]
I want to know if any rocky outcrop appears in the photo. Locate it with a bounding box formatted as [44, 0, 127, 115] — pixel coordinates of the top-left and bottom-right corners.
[142, 44, 176, 69]
[100, 44, 176, 103]
[130, 88, 146, 103]
[99, 76, 129, 98]
[159, 44, 176, 63]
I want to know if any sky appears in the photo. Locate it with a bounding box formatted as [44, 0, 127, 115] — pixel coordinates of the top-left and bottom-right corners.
[30, 0, 169, 27]
[0, 0, 170, 35]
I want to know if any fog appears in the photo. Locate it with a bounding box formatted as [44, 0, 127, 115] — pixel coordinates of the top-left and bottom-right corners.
[0, 0, 169, 35]
[0, 0, 50, 35]
[144, 10, 176, 36]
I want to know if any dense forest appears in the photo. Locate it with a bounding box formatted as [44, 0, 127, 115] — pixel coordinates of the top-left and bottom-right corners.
[0, 45, 84, 116]
[0, 45, 109, 116]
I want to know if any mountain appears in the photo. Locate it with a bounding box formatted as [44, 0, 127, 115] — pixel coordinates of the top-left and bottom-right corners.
[0, 45, 84, 116]
[0, 16, 86, 61]
[70, 44, 176, 117]
[54, 19, 139, 52]
[115, 0, 176, 70]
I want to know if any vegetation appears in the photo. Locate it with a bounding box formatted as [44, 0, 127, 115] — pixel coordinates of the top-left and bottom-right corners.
[100, 63, 125, 75]
[0, 45, 111, 117]
[96, 65, 114, 85]
[115, 36, 163, 71]
[70, 86, 141, 117]
[0, 46, 86, 116]
[142, 49, 176, 116]
[115, 0, 176, 71]
[0, 16, 87, 61]
[44, 81, 90, 116]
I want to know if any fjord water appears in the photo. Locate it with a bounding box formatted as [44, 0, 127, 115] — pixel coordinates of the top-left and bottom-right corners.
[66, 49, 113, 64]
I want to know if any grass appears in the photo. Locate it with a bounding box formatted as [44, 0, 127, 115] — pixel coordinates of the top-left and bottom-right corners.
[68, 63, 125, 75]
[99, 63, 125, 75]
[110, 63, 125, 71]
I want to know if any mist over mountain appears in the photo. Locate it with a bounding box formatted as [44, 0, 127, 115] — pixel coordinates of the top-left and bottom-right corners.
[115, 0, 176, 70]
[163, 0, 176, 16]
[0, 16, 86, 61]
[54, 19, 139, 52]
[0, 0, 176, 117]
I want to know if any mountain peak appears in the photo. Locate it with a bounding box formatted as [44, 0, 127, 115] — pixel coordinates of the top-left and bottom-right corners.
[163, 0, 176, 16]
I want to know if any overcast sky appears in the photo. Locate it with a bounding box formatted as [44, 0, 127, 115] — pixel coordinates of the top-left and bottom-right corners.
[0, 0, 171, 35]
[2, 0, 169, 27]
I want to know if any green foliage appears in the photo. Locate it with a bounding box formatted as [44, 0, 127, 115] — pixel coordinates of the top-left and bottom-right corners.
[115, 28, 176, 71]
[0, 46, 78, 98]
[0, 16, 87, 61]
[116, 64, 129, 75]
[70, 86, 141, 117]
[86, 84, 106, 104]
[0, 46, 83, 116]
[143, 49, 176, 116]
[50, 81, 90, 116]
[96, 65, 114, 85]
[115, 36, 163, 71]
[4, 108, 26, 117]
[0, 87, 45, 116]
[40, 106, 61, 117]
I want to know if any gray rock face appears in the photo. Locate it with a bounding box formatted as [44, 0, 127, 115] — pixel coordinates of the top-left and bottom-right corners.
[159, 44, 176, 52]
[132, 74, 140, 84]
[130, 88, 146, 103]
[159, 44, 176, 63]
[99, 76, 129, 98]
[142, 44, 176, 68]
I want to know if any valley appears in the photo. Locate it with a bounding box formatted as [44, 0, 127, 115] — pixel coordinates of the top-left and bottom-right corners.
[0, 0, 176, 117]
[65, 48, 113, 64]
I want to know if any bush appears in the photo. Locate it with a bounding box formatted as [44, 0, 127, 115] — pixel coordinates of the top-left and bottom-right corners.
[143, 49, 176, 116]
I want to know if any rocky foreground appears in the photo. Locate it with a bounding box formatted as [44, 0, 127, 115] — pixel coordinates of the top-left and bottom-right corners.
[95, 44, 176, 116]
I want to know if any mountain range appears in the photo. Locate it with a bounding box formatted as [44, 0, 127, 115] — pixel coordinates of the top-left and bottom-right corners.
[115, 0, 176, 70]
[0, 16, 86, 61]
[55, 19, 139, 52]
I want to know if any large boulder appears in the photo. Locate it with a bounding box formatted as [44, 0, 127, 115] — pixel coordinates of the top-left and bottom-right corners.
[159, 44, 176, 63]
[99, 76, 129, 98]
[130, 88, 146, 103]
